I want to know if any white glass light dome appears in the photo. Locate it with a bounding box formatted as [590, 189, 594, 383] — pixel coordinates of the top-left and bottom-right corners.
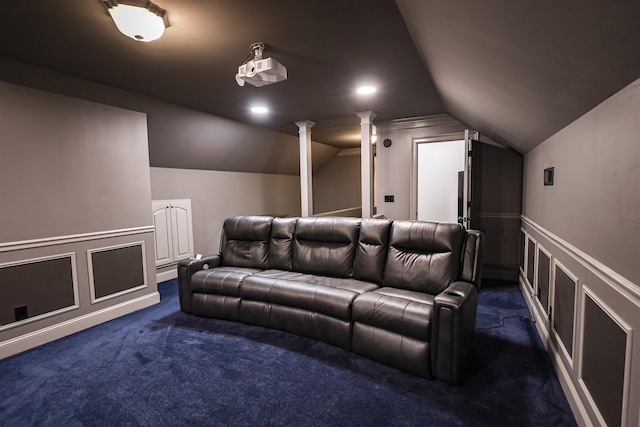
[107, 2, 168, 42]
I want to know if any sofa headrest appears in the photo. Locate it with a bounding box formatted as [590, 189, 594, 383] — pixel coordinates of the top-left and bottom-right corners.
[292, 217, 361, 278]
[383, 220, 465, 294]
[221, 216, 273, 269]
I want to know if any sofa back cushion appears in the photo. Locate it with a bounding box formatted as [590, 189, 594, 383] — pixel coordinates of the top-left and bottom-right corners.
[382, 220, 465, 294]
[353, 218, 392, 284]
[221, 216, 272, 269]
[268, 217, 298, 271]
[292, 217, 361, 278]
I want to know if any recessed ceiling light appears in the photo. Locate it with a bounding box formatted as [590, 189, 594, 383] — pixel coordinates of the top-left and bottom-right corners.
[251, 106, 269, 114]
[357, 86, 376, 95]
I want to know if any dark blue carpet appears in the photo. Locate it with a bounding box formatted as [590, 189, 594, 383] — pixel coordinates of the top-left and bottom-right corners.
[0, 279, 577, 426]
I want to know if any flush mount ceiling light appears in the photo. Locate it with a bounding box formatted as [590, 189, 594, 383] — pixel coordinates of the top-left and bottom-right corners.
[357, 86, 377, 95]
[102, 0, 169, 42]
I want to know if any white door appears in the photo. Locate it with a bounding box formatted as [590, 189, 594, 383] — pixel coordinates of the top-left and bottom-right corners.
[416, 140, 466, 223]
[152, 201, 173, 266]
[170, 200, 194, 262]
[152, 199, 194, 267]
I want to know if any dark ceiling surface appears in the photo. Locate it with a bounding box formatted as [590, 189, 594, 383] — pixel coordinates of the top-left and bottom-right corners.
[398, 0, 640, 153]
[1, 1, 640, 154]
[0, 0, 442, 149]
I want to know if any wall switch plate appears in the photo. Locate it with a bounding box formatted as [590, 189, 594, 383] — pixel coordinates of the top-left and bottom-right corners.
[384, 195, 394, 202]
[15, 305, 28, 322]
[544, 167, 554, 186]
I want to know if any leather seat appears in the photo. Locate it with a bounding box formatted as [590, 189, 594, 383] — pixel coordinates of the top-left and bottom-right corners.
[352, 288, 434, 341]
[241, 270, 378, 320]
[190, 266, 262, 320]
[191, 266, 262, 296]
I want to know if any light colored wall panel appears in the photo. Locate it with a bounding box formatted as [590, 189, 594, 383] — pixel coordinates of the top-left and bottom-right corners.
[313, 150, 361, 215]
[0, 81, 152, 243]
[523, 78, 640, 286]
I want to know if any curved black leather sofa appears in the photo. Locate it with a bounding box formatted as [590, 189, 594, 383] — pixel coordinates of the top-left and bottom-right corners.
[178, 216, 483, 384]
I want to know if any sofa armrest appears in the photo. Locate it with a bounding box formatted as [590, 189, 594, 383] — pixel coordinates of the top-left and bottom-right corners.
[177, 255, 222, 313]
[431, 281, 478, 384]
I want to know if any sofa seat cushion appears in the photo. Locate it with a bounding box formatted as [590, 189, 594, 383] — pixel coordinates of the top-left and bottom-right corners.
[191, 266, 262, 296]
[352, 287, 435, 341]
[239, 269, 378, 321]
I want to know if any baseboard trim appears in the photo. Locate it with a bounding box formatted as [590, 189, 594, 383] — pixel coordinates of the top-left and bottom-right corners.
[518, 276, 592, 427]
[0, 292, 160, 360]
[156, 268, 177, 283]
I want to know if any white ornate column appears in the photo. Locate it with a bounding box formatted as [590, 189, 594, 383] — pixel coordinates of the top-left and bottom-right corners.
[357, 111, 376, 218]
[295, 120, 315, 217]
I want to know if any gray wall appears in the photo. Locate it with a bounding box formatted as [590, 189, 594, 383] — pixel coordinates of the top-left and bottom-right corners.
[0, 81, 157, 349]
[313, 150, 361, 214]
[0, 82, 152, 242]
[523, 79, 640, 285]
[150, 167, 301, 256]
[521, 78, 640, 427]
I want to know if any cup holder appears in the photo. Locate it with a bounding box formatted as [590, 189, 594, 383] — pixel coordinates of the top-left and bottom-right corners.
[445, 290, 464, 298]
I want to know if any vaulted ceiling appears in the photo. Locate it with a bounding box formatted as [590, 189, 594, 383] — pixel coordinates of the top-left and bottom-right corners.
[1, 0, 639, 154]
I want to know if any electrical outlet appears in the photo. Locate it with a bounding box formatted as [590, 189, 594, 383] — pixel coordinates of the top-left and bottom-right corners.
[384, 195, 394, 202]
[15, 305, 28, 322]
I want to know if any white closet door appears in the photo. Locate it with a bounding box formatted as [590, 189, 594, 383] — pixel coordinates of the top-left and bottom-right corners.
[152, 201, 173, 266]
[170, 200, 194, 262]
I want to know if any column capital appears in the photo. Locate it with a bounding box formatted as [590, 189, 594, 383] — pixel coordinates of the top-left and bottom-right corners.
[294, 120, 316, 132]
[356, 111, 377, 123]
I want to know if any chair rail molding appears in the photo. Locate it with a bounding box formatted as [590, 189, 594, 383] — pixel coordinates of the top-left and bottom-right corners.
[521, 215, 639, 303]
[0, 226, 155, 253]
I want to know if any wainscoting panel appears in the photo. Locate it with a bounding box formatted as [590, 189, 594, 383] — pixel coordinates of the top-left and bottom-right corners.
[536, 245, 552, 315]
[526, 235, 536, 290]
[88, 242, 147, 303]
[0, 228, 158, 359]
[580, 288, 631, 427]
[519, 229, 526, 272]
[553, 261, 577, 362]
[0, 253, 78, 329]
[520, 216, 640, 427]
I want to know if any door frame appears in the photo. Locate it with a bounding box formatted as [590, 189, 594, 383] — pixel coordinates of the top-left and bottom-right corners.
[409, 131, 469, 221]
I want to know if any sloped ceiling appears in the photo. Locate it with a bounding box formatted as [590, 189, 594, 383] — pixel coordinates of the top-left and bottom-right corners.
[397, 0, 640, 153]
[1, 0, 639, 161]
[0, 0, 442, 152]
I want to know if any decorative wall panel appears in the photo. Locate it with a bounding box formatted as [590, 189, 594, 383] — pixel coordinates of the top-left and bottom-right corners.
[526, 237, 536, 288]
[581, 291, 629, 427]
[0, 254, 77, 327]
[553, 262, 577, 360]
[88, 242, 146, 303]
[537, 247, 551, 313]
[519, 229, 526, 272]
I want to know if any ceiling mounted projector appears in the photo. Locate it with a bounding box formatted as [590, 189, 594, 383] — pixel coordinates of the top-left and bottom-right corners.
[235, 43, 287, 87]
